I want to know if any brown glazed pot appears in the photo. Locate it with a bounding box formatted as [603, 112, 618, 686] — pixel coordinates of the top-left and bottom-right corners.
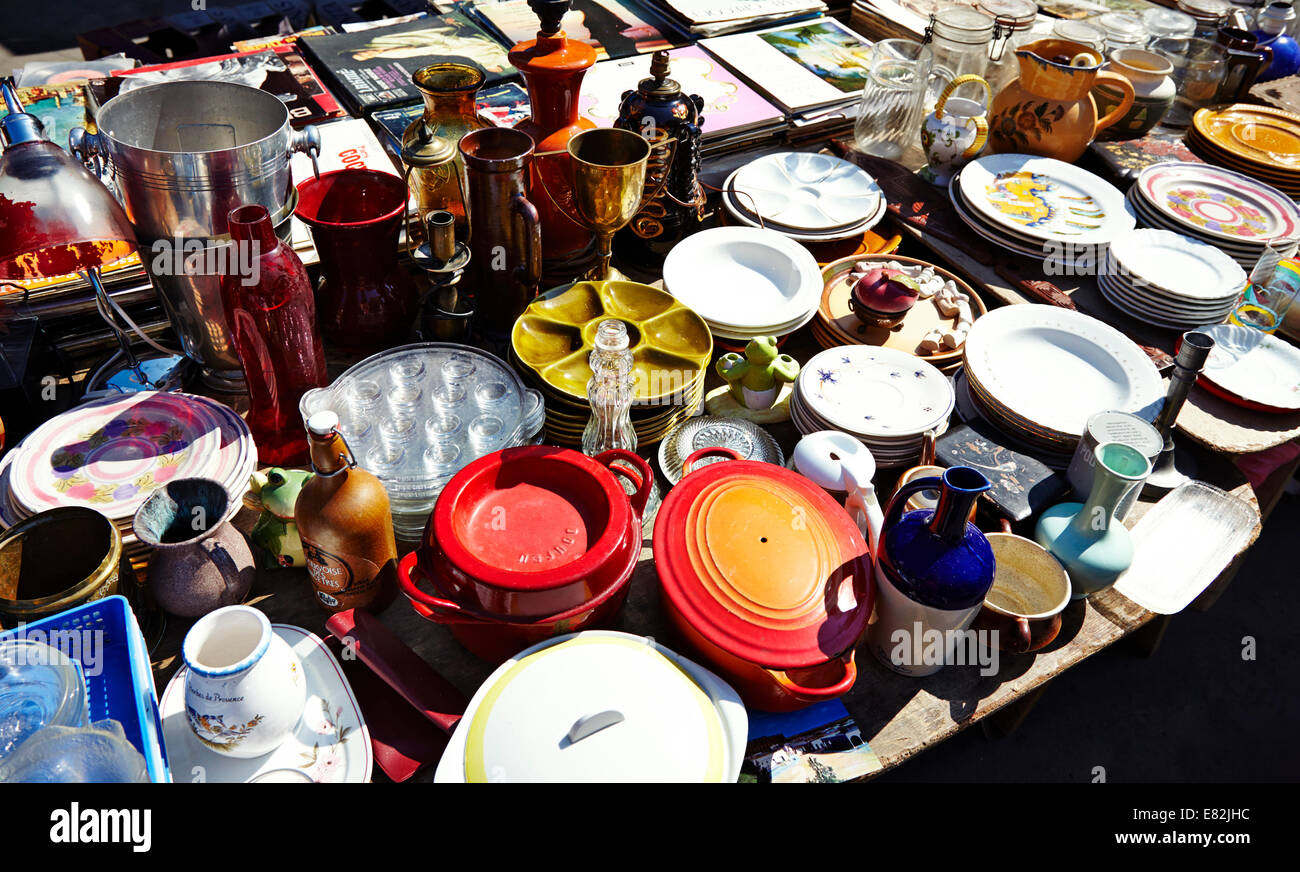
[133, 478, 255, 618]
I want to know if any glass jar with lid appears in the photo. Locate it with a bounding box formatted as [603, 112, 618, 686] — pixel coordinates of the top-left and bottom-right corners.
[924, 6, 996, 111]
[1053, 18, 1107, 51]
[1097, 11, 1148, 51]
[979, 0, 1040, 94]
[1143, 7, 1198, 45]
[1178, 0, 1232, 39]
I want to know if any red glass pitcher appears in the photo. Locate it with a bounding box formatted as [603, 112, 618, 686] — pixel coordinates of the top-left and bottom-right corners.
[295, 169, 416, 352]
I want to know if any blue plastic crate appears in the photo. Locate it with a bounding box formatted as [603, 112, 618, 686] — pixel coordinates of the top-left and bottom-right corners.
[0, 596, 169, 783]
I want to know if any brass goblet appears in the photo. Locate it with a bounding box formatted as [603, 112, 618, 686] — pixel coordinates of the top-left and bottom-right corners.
[567, 128, 652, 281]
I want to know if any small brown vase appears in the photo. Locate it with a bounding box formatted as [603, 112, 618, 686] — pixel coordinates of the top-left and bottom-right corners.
[988, 38, 1136, 162]
[133, 478, 255, 618]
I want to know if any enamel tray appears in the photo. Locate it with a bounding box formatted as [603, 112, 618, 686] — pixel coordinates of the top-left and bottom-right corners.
[160, 625, 372, 783]
[1198, 324, 1300, 412]
[962, 306, 1164, 438]
[1135, 162, 1300, 244]
[512, 281, 712, 404]
[959, 154, 1133, 244]
[662, 227, 823, 331]
[730, 152, 883, 232]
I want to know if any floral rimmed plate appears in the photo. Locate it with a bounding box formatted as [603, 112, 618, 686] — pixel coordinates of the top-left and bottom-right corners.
[1135, 162, 1300, 243]
[160, 625, 372, 783]
[959, 154, 1132, 243]
[8, 392, 232, 520]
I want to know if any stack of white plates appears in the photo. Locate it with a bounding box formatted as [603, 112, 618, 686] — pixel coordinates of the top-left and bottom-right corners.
[1126, 162, 1300, 271]
[949, 154, 1134, 266]
[662, 226, 823, 341]
[791, 345, 954, 468]
[1098, 229, 1247, 330]
[721, 151, 886, 242]
[963, 307, 1164, 453]
[0, 392, 256, 558]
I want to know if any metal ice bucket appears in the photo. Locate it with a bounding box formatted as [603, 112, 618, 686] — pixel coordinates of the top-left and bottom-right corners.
[69, 81, 319, 240]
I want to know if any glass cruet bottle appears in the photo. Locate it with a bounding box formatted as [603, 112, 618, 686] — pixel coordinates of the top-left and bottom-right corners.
[582, 319, 637, 455]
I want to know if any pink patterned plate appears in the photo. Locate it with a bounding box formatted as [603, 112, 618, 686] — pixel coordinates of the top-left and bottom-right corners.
[1137, 162, 1300, 244]
[9, 392, 229, 520]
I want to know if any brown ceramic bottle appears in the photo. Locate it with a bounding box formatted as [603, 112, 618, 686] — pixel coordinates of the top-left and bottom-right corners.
[295, 411, 398, 613]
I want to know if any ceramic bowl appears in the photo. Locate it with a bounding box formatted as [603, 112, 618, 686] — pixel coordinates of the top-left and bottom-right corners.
[972, 533, 1072, 653]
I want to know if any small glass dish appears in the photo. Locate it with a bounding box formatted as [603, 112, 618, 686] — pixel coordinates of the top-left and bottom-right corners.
[0, 639, 89, 761]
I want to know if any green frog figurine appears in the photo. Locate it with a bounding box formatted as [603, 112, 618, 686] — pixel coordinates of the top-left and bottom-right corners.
[248, 468, 313, 569]
[716, 336, 800, 411]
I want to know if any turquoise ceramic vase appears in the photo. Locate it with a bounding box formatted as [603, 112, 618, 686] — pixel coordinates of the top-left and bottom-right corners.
[1034, 442, 1151, 599]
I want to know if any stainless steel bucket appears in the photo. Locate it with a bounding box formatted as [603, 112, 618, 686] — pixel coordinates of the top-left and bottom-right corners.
[69, 81, 319, 240]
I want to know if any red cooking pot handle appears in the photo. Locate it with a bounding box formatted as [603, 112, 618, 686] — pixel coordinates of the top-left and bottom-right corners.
[769, 650, 858, 704]
[593, 448, 653, 517]
[397, 551, 498, 626]
[681, 446, 742, 477]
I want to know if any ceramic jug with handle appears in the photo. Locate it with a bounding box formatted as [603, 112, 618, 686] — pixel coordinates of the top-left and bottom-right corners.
[920, 74, 992, 186]
[988, 38, 1136, 162]
[862, 466, 996, 677]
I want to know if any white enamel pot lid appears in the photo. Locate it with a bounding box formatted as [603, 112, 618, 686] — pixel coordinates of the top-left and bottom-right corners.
[436, 631, 747, 782]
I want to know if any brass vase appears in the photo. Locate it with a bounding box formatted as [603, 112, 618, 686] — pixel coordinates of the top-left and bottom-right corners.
[402, 63, 490, 239]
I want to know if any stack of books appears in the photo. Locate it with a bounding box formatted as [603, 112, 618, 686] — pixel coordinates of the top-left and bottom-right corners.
[465, 0, 688, 60]
[649, 0, 829, 37]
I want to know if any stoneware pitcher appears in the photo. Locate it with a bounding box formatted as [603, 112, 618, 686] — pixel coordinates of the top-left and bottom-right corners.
[182, 605, 307, 758]
[988, 38, 1136, 162]
[920, 74, 991, 186]
[863, 466, 996, 677]
[132, 478, 255, 618]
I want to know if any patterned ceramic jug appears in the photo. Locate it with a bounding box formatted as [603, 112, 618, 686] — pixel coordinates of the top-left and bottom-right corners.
[920, 74, 991, 186]
[988, 39, 1136, 162]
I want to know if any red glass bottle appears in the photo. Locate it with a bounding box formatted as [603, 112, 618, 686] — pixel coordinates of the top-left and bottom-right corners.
[220, 204, 329, 467]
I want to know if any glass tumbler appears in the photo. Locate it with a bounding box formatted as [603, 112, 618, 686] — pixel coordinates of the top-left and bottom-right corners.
[853, 39, 934, 161]
[1151, 37, 1228, 129]
[1231, 250, 1300, 332]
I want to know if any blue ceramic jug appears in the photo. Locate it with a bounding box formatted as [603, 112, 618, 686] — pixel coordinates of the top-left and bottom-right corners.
[865, 466, 996, 676]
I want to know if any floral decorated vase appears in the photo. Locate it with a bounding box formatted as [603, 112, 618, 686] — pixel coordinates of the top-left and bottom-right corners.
[183, 605, 306, 758]
[920, 74, 991, 186]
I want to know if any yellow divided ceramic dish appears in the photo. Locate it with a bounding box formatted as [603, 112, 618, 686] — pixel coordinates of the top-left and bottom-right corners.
[512, 281, 712, 404]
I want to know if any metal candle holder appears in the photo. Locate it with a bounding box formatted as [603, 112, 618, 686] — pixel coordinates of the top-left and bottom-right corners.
[1143, 330, 1215, 495]
[412, 211, 473, 342]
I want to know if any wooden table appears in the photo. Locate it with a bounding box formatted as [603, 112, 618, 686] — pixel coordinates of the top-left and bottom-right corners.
[150, 302, 1262, 780]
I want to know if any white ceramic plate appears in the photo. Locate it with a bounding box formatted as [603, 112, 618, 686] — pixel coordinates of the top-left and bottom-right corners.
[1098, 272, 1236, 319]
[662, 227, 823, 331]
[160, 625, 372, 783]
[1097, 274, 1229, 331]
[960, 154, 1133, 244]
[708, 306, 820, 340]
[1135, 162, 1300, 244]
[1198, 323, 1300, 411]
[731, 152, 882, 231]
[948, 179, 1054, 258]
[1106, 229, 1247, 302]
[797, 346, 953, 438]
[962, 306, 1164, 437]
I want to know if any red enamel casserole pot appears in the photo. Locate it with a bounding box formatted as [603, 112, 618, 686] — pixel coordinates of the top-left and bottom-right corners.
[653, 447, 874, 712]
[397, 445, 650, 662]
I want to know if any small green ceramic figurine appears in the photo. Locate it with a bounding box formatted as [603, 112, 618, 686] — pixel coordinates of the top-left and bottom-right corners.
[716, 336, 800, 411]
[248, 468, 314, 570]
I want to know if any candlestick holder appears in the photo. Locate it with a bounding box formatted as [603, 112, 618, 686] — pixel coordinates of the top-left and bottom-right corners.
[1143, 330, 1215, 496]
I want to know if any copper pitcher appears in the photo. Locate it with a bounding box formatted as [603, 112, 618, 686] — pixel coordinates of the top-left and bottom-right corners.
[988, 39, 1136, 162]
[458, 128, 542, 339]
